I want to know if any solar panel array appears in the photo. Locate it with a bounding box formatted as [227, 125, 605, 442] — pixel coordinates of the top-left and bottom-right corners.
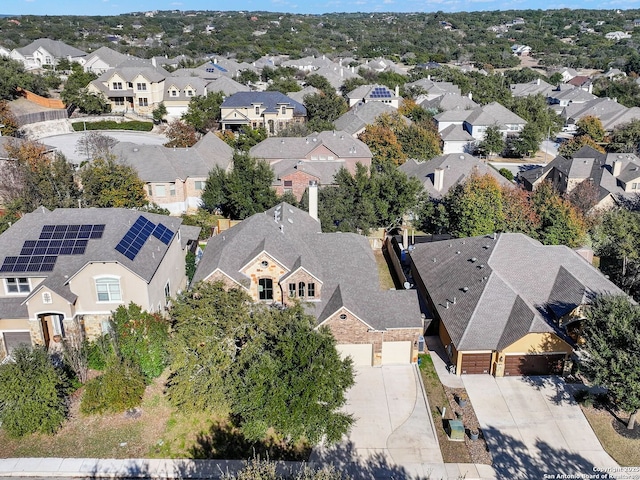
[370, 87, 392, 98]
[205, 63, 228, 73]
[0, 224, 105, 273]
[114, 216, 175, 261]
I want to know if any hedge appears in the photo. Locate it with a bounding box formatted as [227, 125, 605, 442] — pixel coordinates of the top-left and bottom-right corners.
[72, 120, 153, 132]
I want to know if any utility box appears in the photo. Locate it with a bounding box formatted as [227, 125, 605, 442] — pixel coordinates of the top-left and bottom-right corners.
[446, 419, 465, 441]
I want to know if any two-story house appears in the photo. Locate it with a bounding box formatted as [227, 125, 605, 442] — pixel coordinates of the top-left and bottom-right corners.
[249, 131, 373, 200]
[220, 92, 307, 135]
[346, 84, 402, 109]
[463, 102, 527, 141]
[9, 39, 86, 70]
[192, 201, 423, 366]
[0, 208, 199, 360]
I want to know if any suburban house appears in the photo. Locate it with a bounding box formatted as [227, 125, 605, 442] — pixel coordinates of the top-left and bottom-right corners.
[346, 84, 402, 108]
[519, 145, 640, 209]
[410, 233, 624, 376]
[434, 109, 474, 133]
[0, 207, 200, 360]
[286, 86, 320, 104]
[192, 201, 423, 366]
[400, 153, 512, 199]
[313, 64, 361, 92]
[463, 102, 527, 140]
[9, 39, 86, 70]
[560, 97, 640, 132]
[421, 92, 478, 113]
[162, 76, 210, 119]
[220, 91, 307, 135]
[88, 63, 170, 116]
[333, 102, 406, 137]
[83, 46, 138, 75]
[438, 125, 476, 154]
[249, 131, 372, 200]
[281, 55, 337, 71]
[197, 57, 256, 80]
[510, 78, 554, 98]
[110, 132, 234, 214]
[404, 78, 460, 102]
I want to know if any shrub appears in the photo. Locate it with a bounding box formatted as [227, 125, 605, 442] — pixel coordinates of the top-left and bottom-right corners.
[72, 120, 153, 132]
[110, 303, 170, 381]
[80, 361, 146, 415]
[86, 335, 115, 371]
[0, 346, 69, 437]
[498, 168, 514, 181]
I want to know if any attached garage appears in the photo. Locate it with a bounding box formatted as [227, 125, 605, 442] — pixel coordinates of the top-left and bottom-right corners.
[504, 354, 565, 376]
[460, 352, 492, 374]
[381, 341, 412, 365]
[336, 344, 373, 366]
[2, 331, 32, 355]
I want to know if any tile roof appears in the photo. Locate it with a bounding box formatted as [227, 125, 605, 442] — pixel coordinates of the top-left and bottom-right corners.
[193, 203, 421, 331]
[410, 233, 625, 351]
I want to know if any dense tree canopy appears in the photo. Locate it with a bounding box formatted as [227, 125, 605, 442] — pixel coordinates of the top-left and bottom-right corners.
[0, 57, 49, 100]
[182, 91, 225, 133]
[582, 295, 640, 429]
[608, 119, 640, 154]
[79, 157, 148, 208]
[167, 282, 354, 444]
[163, 119, 198, 147]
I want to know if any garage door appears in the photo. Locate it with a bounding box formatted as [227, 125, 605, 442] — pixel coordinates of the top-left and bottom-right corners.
[504, 354, 565, 376]
[381, 341, 412, 365]
[460, 352, 492, 374]
[336, 344, 373, 366]
[2, 332, 32, 355]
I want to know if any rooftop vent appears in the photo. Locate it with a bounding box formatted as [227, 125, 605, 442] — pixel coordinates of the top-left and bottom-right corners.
[470, 257, 477, 262]
[462, 286, 469, 292]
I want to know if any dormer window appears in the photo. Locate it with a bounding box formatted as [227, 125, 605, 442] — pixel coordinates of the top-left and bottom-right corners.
[171, 90, 178, 97]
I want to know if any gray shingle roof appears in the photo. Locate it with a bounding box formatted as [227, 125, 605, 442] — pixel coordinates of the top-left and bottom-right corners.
[421, 93, 478, 111]
[111, 132, 233, 182]
[333, 102, 405, 136]
[0, 208, 197, 301]
[399, 154, 512, 199]
[193, 203, 421, 330]
[464, 102, 527, 127]
[221, 92, 307, 117]
[17, 38, 86, 59]
[249, 131, 371, 160]
[410, 233, 625, 351]
[84, 46, 133, 69]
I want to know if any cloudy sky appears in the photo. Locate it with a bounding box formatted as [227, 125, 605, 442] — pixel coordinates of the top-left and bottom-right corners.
[2, 0, 637, 16]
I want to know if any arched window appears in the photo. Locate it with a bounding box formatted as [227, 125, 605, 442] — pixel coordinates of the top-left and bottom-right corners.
[95, 277, 122, 302]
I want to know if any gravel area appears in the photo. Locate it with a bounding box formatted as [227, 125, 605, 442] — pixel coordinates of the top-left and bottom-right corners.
[444, 386, 493, 465]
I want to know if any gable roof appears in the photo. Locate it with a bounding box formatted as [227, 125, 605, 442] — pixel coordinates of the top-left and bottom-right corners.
[221, 91, 307, 117]
[399, 153, 512, 199]
[410, 233, 625, 351]
[16, 38, 86, 59]
[464, 102, 527, 127]
[111, 132, 234, 182]
[193, 203, 421, 331]
[334, 102, 405, 136]
[0, 208, 196, 301]
[249, 131, 371, 160]
[84, 46, 133, 69]
[421, 93, 478, 111]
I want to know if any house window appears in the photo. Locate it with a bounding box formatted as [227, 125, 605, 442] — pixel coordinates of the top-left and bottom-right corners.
[194, 180, 206, 190]
[258, 278, 273, 300]
[52, 315, 64, 337]
[6, 277, 30, 294]
[284, 180, 293, 187]
[307, 283, 315, 298]
[42, 292, 53, 304]
[281, 106, 286, 114]
[137, 82, 147, 91]
[95, 277, 122, 302]
[339, 313, 347, 320]
[261, 260, 269, 268]
[186, 90, 194, 97]
[255, 106, 260, 115]
[288, 283, 296, 297]
[138, 98, 148, 107]
[633, 183, 638, 190]
[155, 185, 166, 197]
[164, 281, 171, 299]
[147, 184, 153, 196]
[169, 183, 176, 196]
[112, 82, 123, 90]
[114, 97, 125, 106]
[298, 282, 306, 298]
[170, 90, 178, 97]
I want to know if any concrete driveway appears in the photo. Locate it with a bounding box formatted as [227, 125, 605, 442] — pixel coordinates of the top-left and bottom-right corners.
[312, 365, 445, 479]
[463, 375, 619, 479]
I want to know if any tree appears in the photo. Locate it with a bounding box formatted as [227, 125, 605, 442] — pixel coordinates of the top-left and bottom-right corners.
[303, 92, 347, 126]
[0, 140, 81, 214]
[0, 100, 19, 137]
[164, 119, 198, 147]
[152, 102, 167, 123]
[395, 123, 441, 161]
[592, 208, 640, 298]
[581, 295, 640, 430]
[445, 173, 505, 237]
[60, 64, 106, 113]
[558, 135, 605, 158]
[304, 73, 334, 94]
[509, 122, 543, 158]
[0, 57, 49, 100]
[477, 125, 505, 157]
[182, 91, 224, 133]
[237, 70, 259, 86]
[75, 131, 118, 161]
[576, 115, 606, 143]
[0, 346, 69, 437]
[80, 157, 148, 208]
[530, 181, 586, 247]
[201, 152, 277, 220]
[566, 179, 599, 215]
[229, 304, 354, 444]
[608, 119, 640, 154]
[168, 282, 354, 444]
[358, 124, 405, 167]
[71, 89, 110, 115]
[267, 77, 301, 94]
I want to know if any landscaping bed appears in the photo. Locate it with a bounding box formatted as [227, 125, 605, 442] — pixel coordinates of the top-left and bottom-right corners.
[72, 120, 153, 132]
[418, 354, 492, 465]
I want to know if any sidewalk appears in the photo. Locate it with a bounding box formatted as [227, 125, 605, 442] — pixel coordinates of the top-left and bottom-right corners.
[425, 335, 464, 388]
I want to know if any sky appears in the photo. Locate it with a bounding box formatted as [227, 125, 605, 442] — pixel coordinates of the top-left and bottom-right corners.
[3, 0, 640, 16]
